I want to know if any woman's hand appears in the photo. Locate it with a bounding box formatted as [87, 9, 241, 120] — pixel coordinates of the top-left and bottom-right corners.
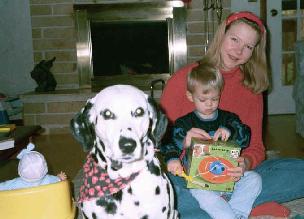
[167, 159, 184, 176]
[183, 128, 211, 148]
[227, 157, 246, 182]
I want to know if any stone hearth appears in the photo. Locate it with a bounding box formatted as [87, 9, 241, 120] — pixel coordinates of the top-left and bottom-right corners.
[20, 88, 162, 134]
[21, 89, 94, 134]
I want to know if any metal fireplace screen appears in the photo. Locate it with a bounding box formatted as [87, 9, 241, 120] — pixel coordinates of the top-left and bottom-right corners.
[74, 1, 187, 90]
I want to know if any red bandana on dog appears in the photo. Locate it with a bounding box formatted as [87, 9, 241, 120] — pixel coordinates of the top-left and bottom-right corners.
[78, 155, 139, 203]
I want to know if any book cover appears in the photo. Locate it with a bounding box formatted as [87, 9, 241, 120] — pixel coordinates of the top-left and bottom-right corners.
[185, 138, 241, 192]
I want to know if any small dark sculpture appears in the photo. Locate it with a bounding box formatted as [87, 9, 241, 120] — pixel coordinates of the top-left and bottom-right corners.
[31, 57, 57, 92]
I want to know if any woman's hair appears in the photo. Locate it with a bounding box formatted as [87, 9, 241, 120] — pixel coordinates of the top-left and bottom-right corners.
[187, 57, 224, 94]
[203, 12, 269, 94]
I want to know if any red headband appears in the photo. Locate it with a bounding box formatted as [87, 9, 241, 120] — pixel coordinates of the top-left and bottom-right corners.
[226, 11, 265, 34]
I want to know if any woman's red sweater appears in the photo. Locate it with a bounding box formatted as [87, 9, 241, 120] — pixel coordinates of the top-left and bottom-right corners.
[160, 63, 265, 169]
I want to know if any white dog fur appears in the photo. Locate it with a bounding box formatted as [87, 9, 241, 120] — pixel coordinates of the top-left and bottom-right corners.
[71, 85, 178, 219]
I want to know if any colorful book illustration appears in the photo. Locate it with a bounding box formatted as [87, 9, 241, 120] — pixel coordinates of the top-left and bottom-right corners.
[185, 138, 241, 192]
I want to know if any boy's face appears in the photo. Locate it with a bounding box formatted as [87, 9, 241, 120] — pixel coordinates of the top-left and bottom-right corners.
[186, 87, 220, 119]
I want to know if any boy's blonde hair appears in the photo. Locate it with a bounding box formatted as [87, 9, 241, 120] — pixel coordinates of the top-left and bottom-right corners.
[203, 15, 269, 94]
[187, 57, 224, 94]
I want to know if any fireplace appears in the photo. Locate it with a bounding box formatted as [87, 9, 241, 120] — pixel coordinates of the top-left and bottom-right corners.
[74, 1, 187, 92]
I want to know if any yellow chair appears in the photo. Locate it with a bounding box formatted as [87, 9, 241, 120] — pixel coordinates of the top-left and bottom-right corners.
[0, 180, 76, 219]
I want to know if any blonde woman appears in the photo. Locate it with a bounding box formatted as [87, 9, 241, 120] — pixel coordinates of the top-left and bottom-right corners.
[160, 11, 304, 218]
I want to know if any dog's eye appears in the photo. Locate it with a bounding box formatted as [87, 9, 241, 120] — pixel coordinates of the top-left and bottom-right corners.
[102, 109, 115, 120]
[134, 107, 144, 117]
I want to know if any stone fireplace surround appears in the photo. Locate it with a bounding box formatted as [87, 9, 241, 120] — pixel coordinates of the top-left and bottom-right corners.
[21, 0, 230, 134]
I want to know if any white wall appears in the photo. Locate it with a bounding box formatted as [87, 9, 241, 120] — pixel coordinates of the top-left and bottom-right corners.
[231, 0, 260, 16]
[0, 0, 35, 97]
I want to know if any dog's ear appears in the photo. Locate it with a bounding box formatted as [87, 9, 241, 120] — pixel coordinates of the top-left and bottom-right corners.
[147, 96, 168, 147]
[70, 99, 96, 152]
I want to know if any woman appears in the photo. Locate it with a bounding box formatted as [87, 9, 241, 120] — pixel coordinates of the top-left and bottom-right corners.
[160, 11, 304, 218]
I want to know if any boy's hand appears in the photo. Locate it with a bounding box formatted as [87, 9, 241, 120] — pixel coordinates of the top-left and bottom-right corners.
[213, 128, 230, 141]
[184, 128, 211, 148]
[167, 159, 184, 176]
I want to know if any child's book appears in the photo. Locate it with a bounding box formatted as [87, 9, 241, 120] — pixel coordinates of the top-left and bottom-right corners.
[185, 138, 241, 192]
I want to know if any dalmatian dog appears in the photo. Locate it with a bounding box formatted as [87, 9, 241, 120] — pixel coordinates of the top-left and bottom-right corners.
[70, 85, 178, 219]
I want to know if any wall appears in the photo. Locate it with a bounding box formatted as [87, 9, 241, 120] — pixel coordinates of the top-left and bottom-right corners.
[30, 0, 78, 90]
[0, 0, 36, 96]
[29, 0, 231, 89]
[186, 0, 231, 63]
[23, 0, 232, 134]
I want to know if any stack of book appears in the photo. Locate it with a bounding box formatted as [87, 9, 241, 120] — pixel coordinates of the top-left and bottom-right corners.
[0, 124, 16, 150]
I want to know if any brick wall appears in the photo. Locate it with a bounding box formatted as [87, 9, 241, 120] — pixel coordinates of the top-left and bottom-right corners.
[23, 0, 231, 134]
[29, 0, 231, 89]
[30, 0, 78, 90]
[186, 0, 231, 63]
[21, 90, 95, 134]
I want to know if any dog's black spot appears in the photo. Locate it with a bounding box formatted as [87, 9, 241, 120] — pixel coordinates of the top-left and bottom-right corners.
[148, 118, 156, 145]
[147, 160, 160, 176]
[91, 141, 106, 163]
[92, 212, 97, 219]
[166, 182, 172, 218]
[166, 182, 171, 198]
[128, 187, 133, 194]
[134, 201, 140, 206]
[98, 139, 106, 152]
[96, 199, 117, 215]
[167, 208, 171, 218]
[91, 153, 98, 163]
[162, 206, 167, 212]
[155, 185, 160, 195]
[127, 127, 132, 131]
[141, 215, 149, 219]
[112, 190, 123, 202]
[145, 147, 149, 156]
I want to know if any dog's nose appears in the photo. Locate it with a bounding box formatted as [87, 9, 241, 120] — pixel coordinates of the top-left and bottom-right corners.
[119, 137, 136, 154]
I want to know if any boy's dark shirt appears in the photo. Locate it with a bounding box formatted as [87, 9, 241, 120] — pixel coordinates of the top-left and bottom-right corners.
[161, 109, 251, 163]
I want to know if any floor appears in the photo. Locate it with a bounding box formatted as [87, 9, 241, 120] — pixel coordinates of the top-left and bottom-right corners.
[264, 114, 304, 159]
[0, 114, 303, 217]
[1, 114, 304, 181]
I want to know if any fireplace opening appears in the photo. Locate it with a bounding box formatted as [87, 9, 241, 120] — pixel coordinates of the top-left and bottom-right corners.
[74, 1, 187, 91]
[91, 21, 169, 76]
